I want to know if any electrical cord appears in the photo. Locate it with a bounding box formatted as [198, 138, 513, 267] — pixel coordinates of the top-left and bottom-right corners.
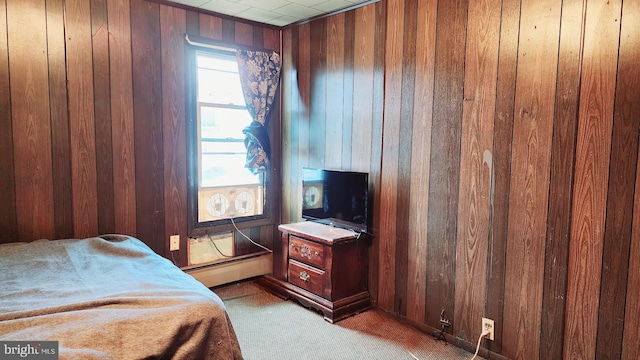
[471, 330, 491, 360]
[230, 217, 273, 253]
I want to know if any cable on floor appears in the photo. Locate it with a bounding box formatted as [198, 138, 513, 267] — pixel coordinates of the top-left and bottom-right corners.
[470, 330, 490, 360]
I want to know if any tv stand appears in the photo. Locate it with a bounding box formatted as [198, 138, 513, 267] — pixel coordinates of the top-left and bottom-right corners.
[258, 221, 371, 323]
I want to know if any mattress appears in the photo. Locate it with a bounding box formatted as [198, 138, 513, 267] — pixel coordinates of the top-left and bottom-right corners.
[0, 234, 242, 359]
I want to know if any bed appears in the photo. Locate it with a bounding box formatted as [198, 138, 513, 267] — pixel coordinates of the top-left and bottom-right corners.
[0, 234, 242, 359]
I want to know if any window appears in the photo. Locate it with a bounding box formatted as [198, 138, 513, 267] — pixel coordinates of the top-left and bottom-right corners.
[187, 48, 268, 232]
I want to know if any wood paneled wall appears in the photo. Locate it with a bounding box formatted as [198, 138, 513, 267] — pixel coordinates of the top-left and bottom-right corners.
[0, 0, 280, 268]
[281, 0, 640, 358]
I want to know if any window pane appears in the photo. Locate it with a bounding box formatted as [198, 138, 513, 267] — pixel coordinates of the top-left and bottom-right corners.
[200, 106, 253, 140]
[197, 54, 245, 105]
[201, 153, 259, 187]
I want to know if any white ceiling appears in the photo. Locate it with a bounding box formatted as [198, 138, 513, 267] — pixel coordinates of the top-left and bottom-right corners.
[166, 0, 373, 27]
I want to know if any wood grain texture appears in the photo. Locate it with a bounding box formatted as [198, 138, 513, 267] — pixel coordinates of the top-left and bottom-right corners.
[199, 14, 222, 40]
[222, 18, 235, 43]
[109, 0, 137, 237]
[309, 19, 326, 169]
[503, 1, 561, 358]
[280, 27, 296, 225]
[368, 1, 386, 303]
[66, 0, 99, 238]
[595, 1, 637, 357]
[350, 6, 375, 172]
[186, 10, 199, 35]
[263, 28, 279, 52]
[0, 0, 17, 243]
[8, 0, 56, 241]
[621, 1, 640, 356]
[130, 0, 166, 254]
[161, 4, 188, 266]
[394, 0, 417, 317]
[91, 0, 115, 235]
[47, 0, 74, 239]
[485, 0, 519, 352]
[341, 10, 355, 170]
[234, 22, 253, 46]
[405, 0, 435, 325]
[378, 0, 403, 311]
[324, 13, 344, 170]
[453, 0, 501, 342]
[298, 23, 311, 171]
[426, 0, 467, 329]
[563, 1, 620, 358]
[539, 1, 584, 358]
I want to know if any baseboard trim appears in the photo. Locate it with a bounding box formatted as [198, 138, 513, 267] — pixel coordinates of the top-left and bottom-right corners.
[185, 252, 273, 288]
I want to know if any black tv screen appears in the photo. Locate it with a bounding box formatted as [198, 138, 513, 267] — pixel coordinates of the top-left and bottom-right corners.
[301, 167, 369, 233]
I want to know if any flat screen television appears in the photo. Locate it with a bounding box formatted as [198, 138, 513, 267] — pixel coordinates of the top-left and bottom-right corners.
[301, 167, 369, 233]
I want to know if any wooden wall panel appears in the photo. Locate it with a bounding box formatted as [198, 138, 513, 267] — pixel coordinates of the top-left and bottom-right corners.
[309, 20, 327, 169]
[378, 0, 403, 311]
[161, 5, 188, 267]
[539, 1, 584, 359]
[621, 1, 640, 357]
[453, 0, 501, 342]
[263, 28, 280, 52]
[425, 0, 467, 329]
[281, 27, 296, 225]
[235, 22, 253, 46]
[92, 0, 115, 235]
[368, 0, 386, 308]
[298, 23, 311, 171]
[564, 0, 621, 358]
[351, 6, 375, 172]
[394, 0, 418, 316]
[341, 11, 355, 170]
[0, 0, 17, 242]
[7, 0, 56, 241]
[485, 0, 519, 352]
[130, 0, 165, 254]
[324, 14, 345, 170]
[47, 0, 74, 240]
[595, 0, 637, 357]
[199, 14, 222, 40]
[65, 0, 99, 238]
[109, 0, 137, 237]
[503, 0, 561, 358]
[406, 0, 436, 325]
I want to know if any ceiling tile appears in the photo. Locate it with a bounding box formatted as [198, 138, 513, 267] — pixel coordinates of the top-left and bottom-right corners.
[312, 0, 354, 12]
[198, 0, 250, 15]
[165, 0, 375, 27]
[272, 3, 323, 18]
[236, 0, 291, 11]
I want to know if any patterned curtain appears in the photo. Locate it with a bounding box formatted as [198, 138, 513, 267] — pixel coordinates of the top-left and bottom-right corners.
[236, 49, 282, 174]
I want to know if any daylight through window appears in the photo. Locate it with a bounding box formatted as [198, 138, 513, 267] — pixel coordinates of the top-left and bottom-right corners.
[195, 50, 264, 223]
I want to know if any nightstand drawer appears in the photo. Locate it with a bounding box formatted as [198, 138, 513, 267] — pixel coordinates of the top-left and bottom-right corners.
[289, 236, 324, 269]
[288, 260, 325, 296]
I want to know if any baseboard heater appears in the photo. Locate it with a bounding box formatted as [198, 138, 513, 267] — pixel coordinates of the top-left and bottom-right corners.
[184, 251, 272, 288]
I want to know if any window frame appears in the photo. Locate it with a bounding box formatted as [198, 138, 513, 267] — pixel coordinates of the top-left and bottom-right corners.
[185, 37, 280, 237]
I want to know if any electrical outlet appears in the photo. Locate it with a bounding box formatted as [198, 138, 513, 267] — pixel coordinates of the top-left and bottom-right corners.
[170, 235, 180, 251]
[482, 317, 495, 341]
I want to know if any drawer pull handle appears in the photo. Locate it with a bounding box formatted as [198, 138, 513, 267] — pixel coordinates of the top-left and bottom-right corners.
[300, 244, 313, 259]
[300, 271, 310, 282]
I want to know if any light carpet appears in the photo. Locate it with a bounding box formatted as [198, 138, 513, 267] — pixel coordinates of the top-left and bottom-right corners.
[213, 280, 475, 360]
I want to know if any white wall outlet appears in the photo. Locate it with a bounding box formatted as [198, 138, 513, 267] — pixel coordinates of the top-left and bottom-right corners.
[482, 317, 495, 341]
[170, 235, 180, 251]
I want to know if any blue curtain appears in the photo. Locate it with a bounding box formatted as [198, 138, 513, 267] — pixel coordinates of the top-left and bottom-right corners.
[236, 49, 282, 174]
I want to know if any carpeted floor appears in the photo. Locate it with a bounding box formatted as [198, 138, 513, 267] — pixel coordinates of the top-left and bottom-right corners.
[213, 280, 475, 360]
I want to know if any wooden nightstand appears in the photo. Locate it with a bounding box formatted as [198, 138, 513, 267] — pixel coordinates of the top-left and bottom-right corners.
[259, 221, 371, 323]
